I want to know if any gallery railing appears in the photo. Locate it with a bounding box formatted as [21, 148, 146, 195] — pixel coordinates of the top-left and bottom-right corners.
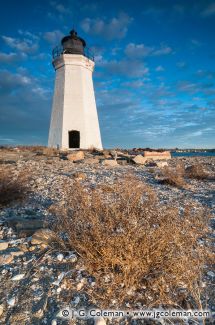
[52, 45, 94, 61]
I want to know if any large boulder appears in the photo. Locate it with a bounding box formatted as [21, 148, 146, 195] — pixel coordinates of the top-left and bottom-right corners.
[102, 150, 112, 159]
[0, 254, 13, 265]
[31, 229, 57, 246]
[132, 155, 147, 165]
[143, 151, 171, 160]
[102, 159, 118, 167]
[67, 151, 85, 162]
[0, 241, 9, 251]
[155, 161, 168, 168]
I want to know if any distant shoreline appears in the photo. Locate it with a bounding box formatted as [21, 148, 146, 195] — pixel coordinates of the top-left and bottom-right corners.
[171, 151, 215, 157]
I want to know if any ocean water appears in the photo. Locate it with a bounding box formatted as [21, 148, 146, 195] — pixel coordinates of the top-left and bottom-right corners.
[171, 151, 215, 157]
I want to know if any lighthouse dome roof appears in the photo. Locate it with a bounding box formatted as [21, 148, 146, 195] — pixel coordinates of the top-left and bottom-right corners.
[61, 30, 86, 55]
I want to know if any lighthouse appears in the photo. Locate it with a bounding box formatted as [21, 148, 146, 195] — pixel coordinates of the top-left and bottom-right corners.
[48, 30, 103, 150]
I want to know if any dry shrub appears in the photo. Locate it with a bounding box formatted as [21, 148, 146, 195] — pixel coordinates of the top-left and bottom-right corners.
[51, 176, 210, 309]
[42, 147, 59, 156]
[159, 163, 186, 188]
[16, 145, 59, 156]
[0, 166, 29, 206]
[185, 164, 209, 180]
[17, 145, 45, 152]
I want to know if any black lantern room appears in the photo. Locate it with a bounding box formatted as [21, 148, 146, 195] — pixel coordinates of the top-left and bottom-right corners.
[61, 30, 86, 55]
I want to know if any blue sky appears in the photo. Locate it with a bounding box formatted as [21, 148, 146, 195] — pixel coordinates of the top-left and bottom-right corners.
[0, 0, 215, 148]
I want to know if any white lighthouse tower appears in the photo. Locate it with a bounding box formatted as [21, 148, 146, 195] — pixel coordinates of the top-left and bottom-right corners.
[48, 30, 102, 149]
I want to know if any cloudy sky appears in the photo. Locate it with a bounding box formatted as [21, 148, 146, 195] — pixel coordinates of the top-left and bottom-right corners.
[0, 0, 215, 148]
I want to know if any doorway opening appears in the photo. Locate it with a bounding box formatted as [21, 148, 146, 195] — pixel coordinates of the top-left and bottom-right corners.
[68, 130, 80, 148]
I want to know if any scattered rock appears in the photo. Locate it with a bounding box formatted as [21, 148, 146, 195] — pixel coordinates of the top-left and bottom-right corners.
[73, 172, 86, 180]
[40, 243, 49, 250]
[156, 161, 168, 168]
[0, 305, 3, 317]
[207, 271, 214, 278]
[57, 253, 64, 262]
[10, 250, 24, 257]
[7, 297, 16, 307]
[0, 254, 13, 265]
[71, 295, 80, 305]
[0, 150, 214, 323]
[67, 253, 77, 263]
[84, 157, 99, 164]
[67, 151, 84, 162]
[32, 295, 48, 318]
[94, 317, 106, 325]
[31, 228, 56, 246]
[102, 150, 111, 159]
[11, 273, 25, 281]
[132, 155, 147, 165]
[18, 243, 29, 252]
[102, 159, 118, 167]
[77, 278, 86, 291]
[53, 272, 65, 286]
[0, 240, 9, 251]
[110, 150, 118, 160]
[29, 245, 37, 251]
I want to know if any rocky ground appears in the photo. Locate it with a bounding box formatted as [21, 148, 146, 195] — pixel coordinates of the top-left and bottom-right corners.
[0, 148, 214, 325]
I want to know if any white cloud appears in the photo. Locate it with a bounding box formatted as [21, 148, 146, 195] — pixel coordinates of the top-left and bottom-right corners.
[177, 81, 198, 93]
[50, 1, 70, 14]
[122, 80, 145, 88]
[125, 43, 173, 58]
[80, 13, 133, 40]
[201, 3, 215, 16]
[125, 43, 154, 58]
[176, 62, 187, 69]
[155, 65, 165, 72]
[191, 39, 202, 47]
[0, 137, 15, 143]
[2, 35, 38, 53]
[0, 52, 27, 63]
[43, 30, 64, 45]
[153, 45, 173, 56]
[100, 59, 149, 77]
[0, 69, 32, 92]
[18, 30, 39, 40]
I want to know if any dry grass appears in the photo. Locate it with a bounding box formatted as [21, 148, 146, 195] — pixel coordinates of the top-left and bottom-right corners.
[0, 166, 29, 206]
[185, 164, 209, 180]
[16, 146, 59, 156]
[17, 145, 45, 152]
[159, 163, 212, 186]
[51, 176, 211, 309]
[41, 147, 59, 156]
[159, 163, 186, 188]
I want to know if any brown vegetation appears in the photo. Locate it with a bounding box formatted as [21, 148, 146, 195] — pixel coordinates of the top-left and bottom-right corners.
[51, 176, 210, 309]
[17, 145, 45, 152]
[159, 163, 186, 188]
[41, 147, 59, 156]
[158, 163, 212, 187]
[15, 146, 59, 156]
[185, 164, 209, 180]
[0, 166, 29, 206]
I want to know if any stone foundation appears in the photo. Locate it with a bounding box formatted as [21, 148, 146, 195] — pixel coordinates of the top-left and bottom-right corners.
[143, 151, 171, 160]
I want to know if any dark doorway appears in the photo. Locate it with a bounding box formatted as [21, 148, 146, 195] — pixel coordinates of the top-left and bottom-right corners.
[69, 130, 80, 148]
